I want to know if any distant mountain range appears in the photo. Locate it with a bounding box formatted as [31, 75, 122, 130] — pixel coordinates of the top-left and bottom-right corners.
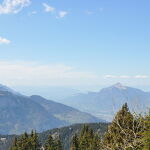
[1, 83, 149, 134]
[62, 83, 150, 121]
[0, 84, 102, 134]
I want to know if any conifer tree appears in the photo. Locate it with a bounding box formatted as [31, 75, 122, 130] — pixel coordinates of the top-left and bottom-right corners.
[92, 134, 102, 150]
[103, 103, 144, 150]
[79, 125, 91, 150]
[29, 130, 40, 150]
[17, 132, 29, 150]
[56, 138, 62, 150]
[10, 137, 18, 150]
[10, 131, 40, 150]
[44, 135, 62, 150]
[70, 134, 79, 150]
[142, 113, 150, 150]
[70, 125, 102, 150]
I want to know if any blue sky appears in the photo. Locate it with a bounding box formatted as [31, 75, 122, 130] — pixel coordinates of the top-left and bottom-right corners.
[0, 0, 150, 95]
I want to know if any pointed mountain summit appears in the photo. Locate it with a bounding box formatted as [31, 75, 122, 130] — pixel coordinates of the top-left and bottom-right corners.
[112, 83, 127, 90]
[100, 83, 128, 93]
[63, 83, 150, 121]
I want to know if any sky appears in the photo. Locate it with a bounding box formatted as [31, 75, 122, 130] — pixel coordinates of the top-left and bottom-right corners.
[0, 0, 150, 97]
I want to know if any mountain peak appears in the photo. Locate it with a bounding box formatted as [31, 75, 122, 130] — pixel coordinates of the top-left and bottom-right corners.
[112, 83, 127, 90]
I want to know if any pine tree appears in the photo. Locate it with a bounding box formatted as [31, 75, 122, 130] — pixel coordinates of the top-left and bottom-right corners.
[142, 113, 150, 150]
[79, 125, 90, 150]
[56, 139, 62, 150]
[70, 134, 79, 150]
[44, 135, 57, 150]
[103, 103, 144, 150]
[17, 132, 29, 150]
[29, 130, 40, 150]
[70, 125, 102, 150]
[10, 137, 18, 150]
[10, 131, 40, 150]
[92, 134, 102, 150]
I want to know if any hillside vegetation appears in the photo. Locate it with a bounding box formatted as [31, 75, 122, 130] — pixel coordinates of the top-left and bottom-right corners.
[1, 103, 150, 150]
[0, 123, 108, 150]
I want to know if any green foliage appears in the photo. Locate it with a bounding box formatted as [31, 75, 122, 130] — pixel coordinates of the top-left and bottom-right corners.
[70, 104, 149, 150]
[44, 135, 62, 150]
[1, 123, 107, 150]
[10, 137, 18, 150]
[70, 134, 79, 150]
[142, 113, 150, 150]
[103, 103, 144, 150]
[70, 125, 102, 150]
[10, 130, 40, 150]
[39, 122, 108, 150]
[7, 104, 150, 150]
[10, 131, 62, 150]
[56, 139, 62, 150]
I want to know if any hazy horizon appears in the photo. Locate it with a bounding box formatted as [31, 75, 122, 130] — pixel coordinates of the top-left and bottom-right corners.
[8, 83, 150, 101]
[0, 0, 150, 95]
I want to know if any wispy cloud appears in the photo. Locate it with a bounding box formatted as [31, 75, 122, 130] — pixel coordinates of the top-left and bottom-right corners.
[0, 37, 11, 44]
[104, 75, 149, 79]
[42, 3, 67, 18]
[104, 75, 116, 79]
[0, 61, 148, 86]
[58, 11, 67, 18]
[43, 3, 55, 13]
[134, 75, 149, 79]
[28, 10, 37, 15]
[0, 61, 97, 86]
[0, 0, 31, 14]
[119, 75, 130, 79]
[85, 7, 103, 16]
